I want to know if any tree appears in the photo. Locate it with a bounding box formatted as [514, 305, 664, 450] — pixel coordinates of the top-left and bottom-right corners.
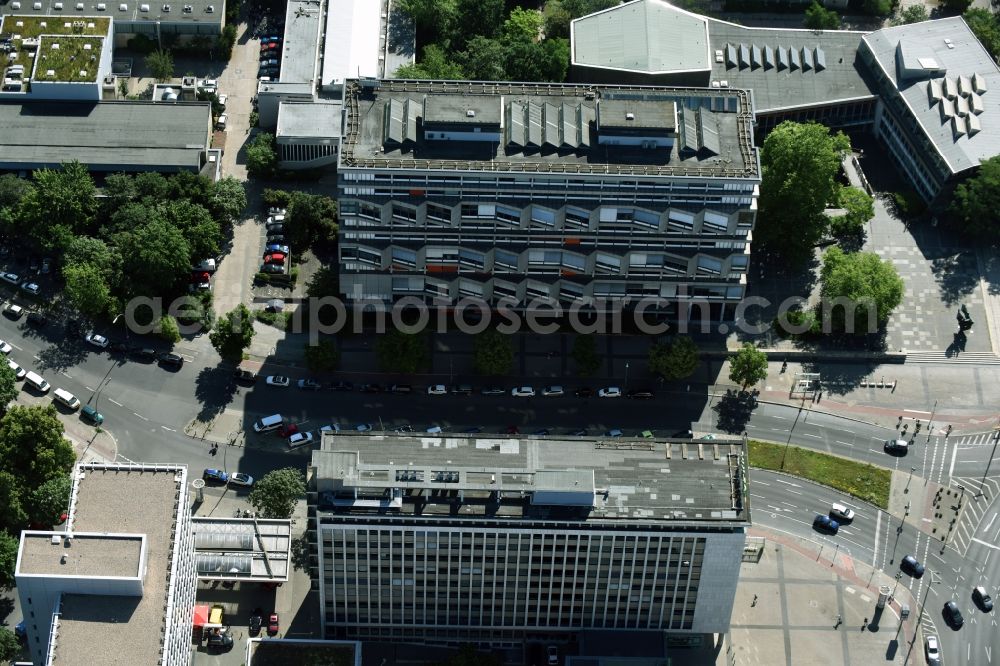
[831, 186, 875, 237]
[0, 357, 17, 412]
[570, 334, 601, 377]
[27, 474, 72, 526]
[249, 467, 306, 519]
[940, 0, 973, 14]
[757, 121, 850, 267]
[0, 531, 18, 591]
[397, 0, 458, 43]
[115, 216, 191, 297]
[862, 0, 891, 16]
[454, 0, 505, 46]
[18, 161, 98, 251]
[304, 339, 340, 372]
[0, 173, 33, 210]
[819, 246, 904, 333]
[458, 37, 509, 81]
[892, 4, 928, 24]
[286, 192, 338, 250]
[804, 1, 840, 29]
[543, 0, 619, 38]
[145, 48, 174, 82]
[210, 304, 255, 361]
[210, 176, 247, 227]
[163, 200, 221, 262]
[965, 8, 1000, 58]
[63, 262, 113, 318]
[0, 405, 75, 492]
[0, 471, 27, 533]
[648, 336, 700, 381]
[375, 329, 429, 373]
[395, 44, 465, 79]
[157, 314, 181, 343]
[502, 7, 543, 43]
[728, 343, 768, 391]
[472, 328, 513, 375]
[505, 38, 570, 82]
[950, 154, 1000, 241]
[246, 132, 278, 177]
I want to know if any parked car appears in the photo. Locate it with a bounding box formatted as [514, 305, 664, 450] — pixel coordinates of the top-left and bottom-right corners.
[427, 384, 448, 395]
[159, 353, 184, 369]
[542, 385, 564, 396]
[20, 281, 40, 295]
[199, 78, 218, 90]
[0, 339, 11, 354]
[267, 207, 287, 215]
[390, 384, 412, 394]
[943, 600, 964, 628]
[260, 263, 284, 274]
[627, 389, 655, 400]
[229, 473, 254, 488]
[28, 257, 39, 272]
[132, 347, 157, 361]
[359, 383, 381, 393]
[356, 423, 374, 432]
[267, 613, 280, 636]
[40, 257, 52, 274]
[266, 243, 290, 254]
[81, 404, 104, 425]
[214, 114, 228, 130]
[924, 635, 941, 666]
[511, 386, 535, 397]
[206, 632, 233, 651]
[249, 609, 263, 637]
[265, 299, 285, 312]
[330, 381, 354, 391]
[6, 359, 25, 379]
[263, 252, 286, 265]
[297, 378, 322, 390]
[901, 555, 925, 579]
[288, 431, 314, 447]
[190, 271, 211, 284]
[598, 386, 622, 398]
[234, 368, 258, 383]
[812, 514, 839, 535]
[278, 423, 299, 438]
[266, 375, 290, 387]
[605, 428, 623, 437]
[203, 468, 229, 483]
[547, 645, 559, 665]
[463, 426, 484, 434]
[26, 312, 47, 328]
[480, 387, 505, 396]
[505, 425, 520, 434]
[574, 387, 594, 398]
[451, 384, 473, 395]
[217, 93, 227, 109]
[0, 272, 19, 284]
[973, 586, 993, 612]
[85, 333, 109, 349]
[266, 215, 285, 226]
[3, 303, 23, 319]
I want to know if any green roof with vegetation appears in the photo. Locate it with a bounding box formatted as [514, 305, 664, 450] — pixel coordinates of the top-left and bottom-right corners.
[0, 15, 110, 84]
[32, 35, 104, 82]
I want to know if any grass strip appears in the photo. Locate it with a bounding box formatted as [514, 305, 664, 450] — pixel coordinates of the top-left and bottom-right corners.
[748, 439, 891, 509]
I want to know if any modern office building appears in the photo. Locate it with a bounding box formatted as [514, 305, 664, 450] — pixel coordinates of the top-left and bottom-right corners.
[15, 462, 198, 666]
[337, 79, 760, 321]
[310, 431, 750, 648]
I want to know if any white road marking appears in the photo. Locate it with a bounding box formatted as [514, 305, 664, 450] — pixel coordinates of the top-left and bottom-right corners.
[109, 398, 123, 407]
[133, 412, 148, 421]
[160, 425, 176, 432]
[771, 416, 788, 420]
[836, 440, 852, 446]
[754, 480, 771, 487]
[10, 343, 22, 351]
[33, 355, 40, 361]
[950, 443, 960, 481]
[905, 409, 932, 415]
[803, 433, 822, 439]
[774, 478, 802, 487]
[985, 645, 991, 663]
[873, 511, 882, 569]
[973, 538, 1000, 551]
[59, 371, 72, 378]
[84, 386, 94, 392]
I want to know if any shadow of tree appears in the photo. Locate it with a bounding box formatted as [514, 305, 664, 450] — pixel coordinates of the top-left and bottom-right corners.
[929, 251, 979, 307]
[290, 535, 311, 572]
[800, 361, 873, 397]
[712, 390, 757, 434]
[194, 364, 237, 422]
[35, 342, 89, 373]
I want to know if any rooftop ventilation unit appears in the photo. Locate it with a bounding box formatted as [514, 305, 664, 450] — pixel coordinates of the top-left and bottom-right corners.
[182, 4, 191, 11]
[205, 4, 213, 11]
[45, 69, 55, 76]
[54, 2, 63, 8]
[33, 2, 42, 9]
[162, 3, 169, 10]
[466, 109, 475, 117]
[51, 42, 60, 49]
[83, 42, 91, 49]
[715, 49, 723, 63]
[10, 1, 20, 7]
[625, 112, 635, 120]
[97, 2, 106, 8]
[140, 3, 149, 10]
[76, 2, 84, 8]
[119, 3, 127, 10]
[944, 38, 955, 49]
[78, 69, 87, 77]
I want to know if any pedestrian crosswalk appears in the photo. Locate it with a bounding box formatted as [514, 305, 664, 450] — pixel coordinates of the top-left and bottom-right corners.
[906, 351, 1000, 365]
[946, 475, 1000, 555]
[952, 432, 1000, 448]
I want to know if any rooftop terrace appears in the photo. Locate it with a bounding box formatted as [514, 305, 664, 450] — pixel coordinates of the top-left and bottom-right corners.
[341, 79, 759, 179]
[313, 432, 750, 527]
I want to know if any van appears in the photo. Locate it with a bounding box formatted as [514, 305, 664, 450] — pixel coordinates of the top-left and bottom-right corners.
[53, 388, 81, 410]
[24, 371, 50, 393]
[215, 114, 228, 130]
[253, 413, 283, 433]
[194, 258, 217, 273]
[390, 384, 412, 394]
[81, 404, 104, 425]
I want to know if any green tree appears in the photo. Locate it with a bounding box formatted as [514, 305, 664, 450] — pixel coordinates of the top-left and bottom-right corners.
[210, 176, 247, 227]
[757, 121, 850, 267]
[728, 343, 768, 391]
[145, 48, 175, 82]
[458, 36, 508, 81]
[248, 467, 306, 519]
[892, 4, 928, 24]
[210, 304, 255, 362]
[819, 246, 904, 333]
[0, 173, 33, 210]
[0, 359, 18, 411]
[454, 0, 505, 45]
[306, 266, 339, 299]
[472, 328, 513, 375]
[395, 44, 465, 79]
[502, 7, 543, 42]
[543, 0, 619, 38]
[940, 0, 973, 13]
[648, 336, 700, 381]
[804, 1, 840, 29]
[101, 172, 139, 217]
[965, 8, 1000, 58]
[246, 132, 278, 177]
[27, 474, 72, 526]
[19, 161, 98, 251]
[375, 329, 429, 373]
[831, 186, 875, 237]
[287, 192, 339, 250]
[163, 200, 221, 262]
[397, 0, 458, 43]
[862, 0, 891, 16]
[505, 38, 570, 82]
[157, 314, 181, 343]
[304, 339, 340, 372]
[950, 154, 1000, 240]
[261, 188, 292, 209]
[570, 334, 601, 377]
[115, 216, 191, 297]
[0, 405, 75, 492]
[0, 471, 27, 533]
[63, 262, 113, 318]
[0, 531, 19, 591]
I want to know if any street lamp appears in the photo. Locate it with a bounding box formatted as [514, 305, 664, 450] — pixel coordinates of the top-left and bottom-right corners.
[906, 466, 916, 491]
[976, 423, 1000, 499]
[905, 570, 940, 664]
[624, 362, 630, 391]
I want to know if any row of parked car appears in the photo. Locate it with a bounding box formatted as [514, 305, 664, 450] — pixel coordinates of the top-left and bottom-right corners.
[259, 36, 282, 80]
[261, 208, 289, 274]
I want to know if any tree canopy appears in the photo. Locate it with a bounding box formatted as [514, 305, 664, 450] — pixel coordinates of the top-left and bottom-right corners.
[115, 217, 191, 297]
[28, 474, 72, 526]
[395, 44, 466, 79]
[965, 8, 1000, 58]
[473, 328, 514, 375]
[210, 304, 255, 361]
[648, 336, 700, 381]
[376, 330, 429, 373]
[949, 154, 1000, 241]
[246, 132, 278, 177]
[0, 531, 18, 591]
[0, 405, 75, 518]
[570, 334, 601, 377]
[0, 359, 18, 412]
[804, 1, 840, 29]
[145, 49, 174, 82]
[831, 186, 875, 237]
[757, 122, 851, 267]
[249, 467, 306, 519]
[305, 339, 340, 373]
[728, 343, 768, 391]
[286, 192, 339, 250]
[892, 4, 928, 24]
[18, 161, 98, 252]
[819, 247, 904, 333]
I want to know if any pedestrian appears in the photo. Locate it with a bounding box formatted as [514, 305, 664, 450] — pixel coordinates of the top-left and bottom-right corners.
[862, 617, 868, 631]
[752, 594, 758, 606]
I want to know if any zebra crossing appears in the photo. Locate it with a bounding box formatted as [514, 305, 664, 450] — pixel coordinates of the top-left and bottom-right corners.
[946, 476, 1000, 556]
[906, 351, 1000, 365]
[953, 432, 1000, 448]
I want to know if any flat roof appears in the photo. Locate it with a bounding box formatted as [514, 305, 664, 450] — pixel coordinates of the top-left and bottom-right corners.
[276, 100, 341, 138]
[313, 432, 750, 526]
[321, 0, 381, 88]
[0, 100, 209, 171]
[0, 15, 109, 85]
[279, 0, 320, 84]
[192, 517, 293, 581]
[572, 0, 711, 74]
[862, 17, 1000, 175]
[0, 0, 224, 25]
[55, 465, 185, 666]
[341, 79, 759, 180]
[18, 532, 142, 577]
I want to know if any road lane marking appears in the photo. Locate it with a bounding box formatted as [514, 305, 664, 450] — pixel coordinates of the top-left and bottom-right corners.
[973, 538, 1000, 551]
[84, 386, 94, 392]
[33, 355, 40, 360]
[803, 433, 822, 439]
[60, 371, 72, 378]
[774, 478, 802, 487]
[950, 442, 959, 481]
[836, 440, 852, 446]
[771, 416, 788, 420]
[754, 480, 771, 486]
[873, 511, 882, 569]
[133, 412, 148, 421]
[109, 399, 123, 407]
[161, 425, 176, 432]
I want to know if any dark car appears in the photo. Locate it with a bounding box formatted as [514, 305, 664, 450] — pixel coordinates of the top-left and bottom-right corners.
[330, 381, 354, 391]
[132, 347, 157, 361]
[206, 632, 234, 651]
[671, 429, 694, 439]
[812, 514, 839, 535]
[973, 586, 994, 612]
[234, 368, 258, 383]
[505, 425, 520, 434]
[451, 384, 473, 395]
[627, 389, 655, 400]
[26, 311, 48, 328]
[901, 555, 925, 579]
[249, 609, 263, 636]
[480, 387, 505, 396]
[943, 601, 964, 628]
[574, 387, 594, 398]
[81, 404, 104, 425]
[203, 468, 229, 484]
[359, 383, 381, 393]
[463, 426, 484, 434]
[159, 353, 184, 369]
[267, 612, 280, 636]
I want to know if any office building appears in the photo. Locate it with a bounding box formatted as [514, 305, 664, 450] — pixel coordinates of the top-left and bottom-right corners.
[310, 431, 750, 648]
[15, 462, 198, 666]
[337, 79, 760, 322]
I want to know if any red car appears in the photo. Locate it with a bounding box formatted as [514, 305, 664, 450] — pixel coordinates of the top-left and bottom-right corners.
[190, 271, 210, 283]
[278, 423, 299, 437]
[263, 252, 286, 265]
[267, 612, 279, 636]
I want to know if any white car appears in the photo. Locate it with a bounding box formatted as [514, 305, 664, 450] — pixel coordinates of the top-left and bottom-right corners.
[511, 386, 535, 397]
[199, 78, 218, 90]
[215, 113, 228, 130]
[228, 472, 254, 487]
[830, 503, 855, 522]
[7, 359, 25, 379]
[267, 207, 286, 216]
[1, 272, 19, 284]
[598, 386, 622, 398]
[427, 384, 447, 395]
[20, 282, 40, 295]
[319, 424, 341, 433]
[4, 303, 23, 318]
[287, 431, 315, 447]
[266, 375, 291, 387]
[217, 93, 228, 108]
[85, 333, 109, 349]
[924, 635, 941, 666]
[547, 645, 558, 665]
[542, 385, 564, 396]
[0, 340, 11, 355]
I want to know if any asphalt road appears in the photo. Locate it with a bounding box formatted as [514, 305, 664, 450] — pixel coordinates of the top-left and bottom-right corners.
[3, 312, 999, 665]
